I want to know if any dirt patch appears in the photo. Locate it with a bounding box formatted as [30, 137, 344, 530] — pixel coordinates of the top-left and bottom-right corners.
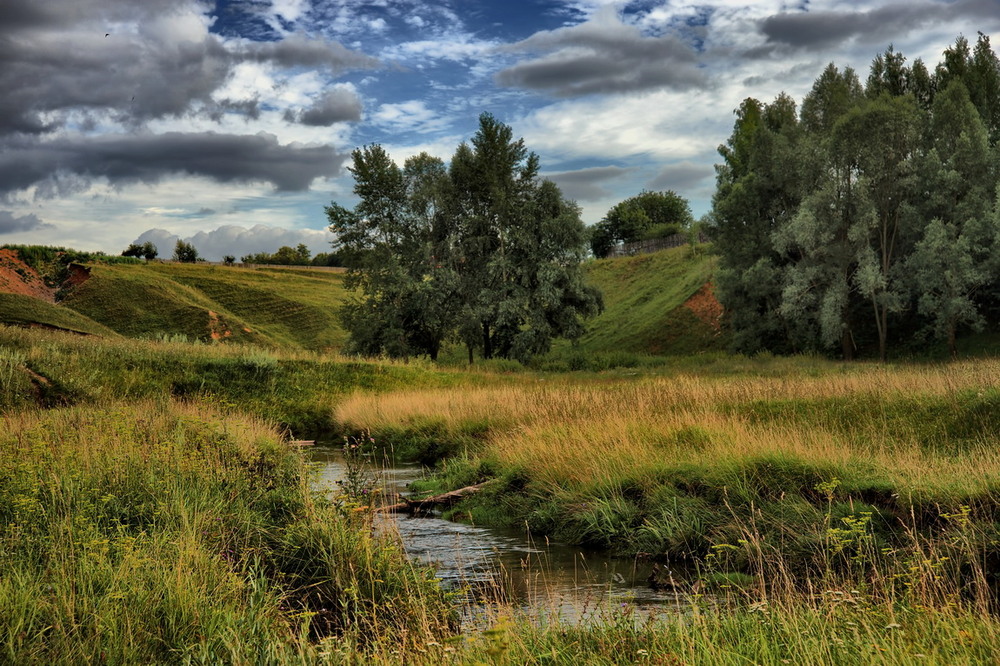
[64, 263, 91, 288]
[207, 310, 233, 340]
[683, 282, 723, 332]
[0, 249, 56, 302]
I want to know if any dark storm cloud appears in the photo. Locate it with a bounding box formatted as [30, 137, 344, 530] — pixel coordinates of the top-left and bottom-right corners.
[0, 211, 52, 234]
[293, 88, 364, 126]
[496, 8, 706, 97]
[0, 1, 376, 134]
[0, 0, 373, 199]
[544, 166, 635, 201]
[759, 0, 1000, 50]
[0, 132, 346, 197]
[647, 162, 715, 193]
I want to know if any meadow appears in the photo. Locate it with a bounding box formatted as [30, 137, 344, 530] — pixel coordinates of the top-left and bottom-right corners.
[3, 248, 1000, 663]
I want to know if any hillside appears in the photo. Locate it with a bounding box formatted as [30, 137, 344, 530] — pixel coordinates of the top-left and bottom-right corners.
[60, 262, 350, 350]
[545, 245, 723, 360]
[0, 246, 722, 357]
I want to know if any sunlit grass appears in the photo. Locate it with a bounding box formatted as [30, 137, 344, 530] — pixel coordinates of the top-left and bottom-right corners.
[336, 358, 1000, 492]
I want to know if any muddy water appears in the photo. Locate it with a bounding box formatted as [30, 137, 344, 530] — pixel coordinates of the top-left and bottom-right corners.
[310, 446, 691, 623]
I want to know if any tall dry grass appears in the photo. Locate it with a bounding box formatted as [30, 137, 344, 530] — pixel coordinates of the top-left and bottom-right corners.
[335, 359, 1000, 492]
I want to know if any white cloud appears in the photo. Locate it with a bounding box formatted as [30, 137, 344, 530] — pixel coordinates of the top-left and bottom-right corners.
[372, 100, 451, 135]
[133, 223, 336, 261]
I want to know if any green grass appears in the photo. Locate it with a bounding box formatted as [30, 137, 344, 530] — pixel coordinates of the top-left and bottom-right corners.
[2, 246, 726, 363]
[0, 293, 118, 337]
[578, 245, 719, 354]
[0, 324, 498, 434]
[58, 262, 349, 350]
[4, 324, 1000, 662]
[536, 245, 722, 369]
[0, 402, 452, 664]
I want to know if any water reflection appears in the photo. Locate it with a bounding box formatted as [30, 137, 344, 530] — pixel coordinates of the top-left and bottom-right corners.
[310, 445, 691, 623]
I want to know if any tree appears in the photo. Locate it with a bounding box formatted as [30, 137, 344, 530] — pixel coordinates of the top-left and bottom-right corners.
[711, 92, 812, 353]
[328, 146, 462, 361]
[589, 191, 693, 257]
[328, 113, 601, 363]
[447, 113, 601, 361]
[122, 241, 157, 261]
[836, 93, 921, 362]
[907, 219, 987, 357]
[222, 255, 235, 266]
[172, 240, 199, 263]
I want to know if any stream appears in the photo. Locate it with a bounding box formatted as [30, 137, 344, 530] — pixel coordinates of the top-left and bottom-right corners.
[310, 445, 692, 624]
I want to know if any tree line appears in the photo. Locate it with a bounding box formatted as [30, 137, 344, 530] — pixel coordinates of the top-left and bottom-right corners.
[327, 113, 602, 362]
[711, 33, 1000, 360]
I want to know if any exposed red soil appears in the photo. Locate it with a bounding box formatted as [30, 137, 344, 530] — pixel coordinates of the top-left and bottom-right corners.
[0, 249, 56, 302]
[207, 310, 233, 340]
[683, 281, 723, 332]
[64, 264, 91, 288]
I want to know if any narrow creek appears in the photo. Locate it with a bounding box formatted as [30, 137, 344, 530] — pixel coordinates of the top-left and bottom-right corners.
[310, 445, 692, 624]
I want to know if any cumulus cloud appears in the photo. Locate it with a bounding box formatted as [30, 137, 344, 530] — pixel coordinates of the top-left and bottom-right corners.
[0, 211, 53, 234]
[0, 1, 377, 134]
[0, 132, 346, 197]
[238, 33, 379, 71]
[132, 224, 336, 262]
[758, 0, 1000, 50]
[544, 166, 635, 201]
[496, 5, 706, 97]
[290, 87, 364, 126]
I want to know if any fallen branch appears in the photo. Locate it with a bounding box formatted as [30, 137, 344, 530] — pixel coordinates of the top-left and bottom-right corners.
[375, 480, 496, 514]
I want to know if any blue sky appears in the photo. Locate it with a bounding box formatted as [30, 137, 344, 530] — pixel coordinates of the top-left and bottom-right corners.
[1, 0, 999, 260]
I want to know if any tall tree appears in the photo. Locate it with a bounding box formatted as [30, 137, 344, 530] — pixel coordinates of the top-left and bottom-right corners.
[712, 92, 818, 353]
[836, 94, 921, 362]
[329, 114, 600, 363]
[328, 145, 457, 359]
[449, 113, 600, 361]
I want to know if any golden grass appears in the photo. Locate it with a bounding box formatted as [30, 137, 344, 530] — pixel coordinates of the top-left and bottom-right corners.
[335, 359, 1000, 490]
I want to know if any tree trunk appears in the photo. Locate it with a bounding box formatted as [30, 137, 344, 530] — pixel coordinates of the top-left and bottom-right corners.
[482, 322, 493, 360]
[948, 322, 957, 360]
[467, 343, 474, 365]
[878, 305, 888, 363]
[841, 328, 854, 361]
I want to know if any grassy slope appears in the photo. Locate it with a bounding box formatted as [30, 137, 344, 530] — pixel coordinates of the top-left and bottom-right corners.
[0, 292, 118, 337]
[60, 262, 349, 350]
[2, 247, 723, 359]
[553, 245, 722, 359]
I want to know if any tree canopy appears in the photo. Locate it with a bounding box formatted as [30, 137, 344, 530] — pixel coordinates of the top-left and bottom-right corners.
[590, 190, 694, 258]
[172, 240, 199, 263]
[711, 33, 1000, 360]
[328, 113, 602, 362]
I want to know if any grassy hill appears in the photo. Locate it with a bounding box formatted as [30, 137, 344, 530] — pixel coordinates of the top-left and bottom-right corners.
[0, 246, 723, 358]
[0, 292, 119, 337]
[59, 262, 349, 350]
[540, 245, 723, 365]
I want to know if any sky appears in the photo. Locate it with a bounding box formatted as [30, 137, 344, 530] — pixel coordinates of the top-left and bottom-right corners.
[1, 0, 999, 261]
